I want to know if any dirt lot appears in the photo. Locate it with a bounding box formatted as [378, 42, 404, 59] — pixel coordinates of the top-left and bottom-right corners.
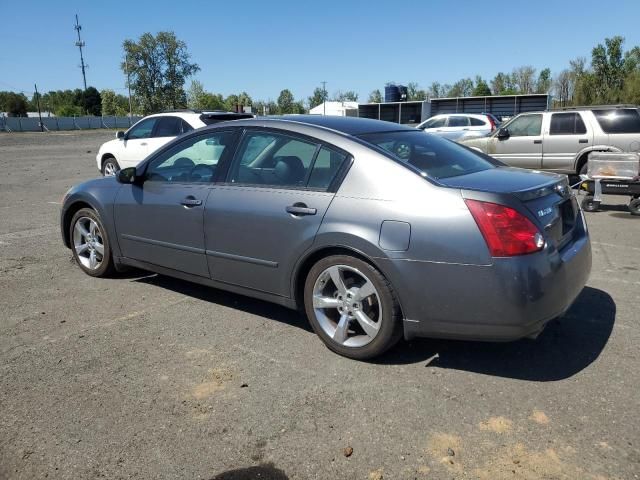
[1, 131, 639, 479]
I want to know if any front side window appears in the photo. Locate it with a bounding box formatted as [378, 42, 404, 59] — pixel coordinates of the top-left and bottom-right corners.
[422, 117, 446, 129]
[447, 116, 470, 127]
[228, 131, 318, 188]
[153, 116, 182, 138]
[358, 130, 495, 180]
[593, 109, 640, 134]
[503, 114, 542, 137]
[127, 118, 157, 139]
[145, 131, 234, 183]
[550, 113, 587, 135]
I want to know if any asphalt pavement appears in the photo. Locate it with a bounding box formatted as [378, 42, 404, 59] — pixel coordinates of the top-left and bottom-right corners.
[0, 131, 638, 479]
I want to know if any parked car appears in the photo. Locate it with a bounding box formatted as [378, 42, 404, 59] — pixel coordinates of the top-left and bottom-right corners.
[96, 111, 254, 176]
[416, 113, 499, 141]
[62, 116, 591, 360]
[460, 106, 640, 175]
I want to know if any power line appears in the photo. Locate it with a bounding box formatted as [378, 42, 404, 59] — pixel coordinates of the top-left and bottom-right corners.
[74, 14, 88, 90]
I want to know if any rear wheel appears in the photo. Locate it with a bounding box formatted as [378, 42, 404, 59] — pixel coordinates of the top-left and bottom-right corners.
[304, 255, 402, 360]
[102, 157, 119, 176]
[581, 195, 600, 212]
[629, 198, 640, 216]
[70, 208, 115, 277]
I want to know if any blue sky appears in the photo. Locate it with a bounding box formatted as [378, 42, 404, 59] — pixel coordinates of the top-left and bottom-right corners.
[1, 0, 639, 102]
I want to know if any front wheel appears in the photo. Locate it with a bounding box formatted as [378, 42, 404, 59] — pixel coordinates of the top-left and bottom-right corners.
[102, 157, 120, 177]
[304, 255, 402, 360]
[581, 196, 600, 213]
[70, 208, 115, 277]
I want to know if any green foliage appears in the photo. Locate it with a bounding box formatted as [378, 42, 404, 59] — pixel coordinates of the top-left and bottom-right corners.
[333, 90, 359, 102]
[472, 77, 491, 96]
[81, 87, 102, 115]
[535, 68, 552, 93]
[406, 82, 427, 101]
[367, 89, 383, 103]
[276, 89, 297, 114]
[101, 89, 131, 116]
[122, 31, 199, 114]
[448, 78, 474, 97]
[0, 91, 29, 116]
[308, 87, 327, 109]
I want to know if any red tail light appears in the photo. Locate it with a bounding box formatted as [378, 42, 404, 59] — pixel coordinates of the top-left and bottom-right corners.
[486, 115, 496, 131]
[465, 199, 545, 257]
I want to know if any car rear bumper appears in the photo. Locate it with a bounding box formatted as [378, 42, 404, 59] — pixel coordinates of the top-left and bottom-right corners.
[382, 217, 592, 342]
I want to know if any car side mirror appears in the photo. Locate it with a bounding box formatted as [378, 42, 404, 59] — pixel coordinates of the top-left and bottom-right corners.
[116, 167, 138, 184]
[116, 131, 125, 140]
[497, 127, 510, 139]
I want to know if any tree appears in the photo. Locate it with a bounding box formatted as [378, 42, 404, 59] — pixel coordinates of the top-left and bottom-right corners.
[623, 71, 640, 104]
[277, 89, 296, 114]
[122, 31, 200, 114]
[591, 36, 626, 102]
[187, 81, 225, 111]
[490, 72, 517, 95]
[101, 89, 130, 116]
[367, 89, 383, 103]
[237, 91, 253, 109]
[448, 78, 474, 97]
[308, 87, 327, 108]
[554, 70, 572, 106]
[512, 66, 537, 94]
[535, 68, 552, 93]
[224, 94, 239, 112]
[80, 87, 102, 115]
[333, 90, 359, 102]
[427, 82, 449, 98]
[472, 76, 491, 96]
[3, 92, 28, 116]
[406, 82, 427, 101]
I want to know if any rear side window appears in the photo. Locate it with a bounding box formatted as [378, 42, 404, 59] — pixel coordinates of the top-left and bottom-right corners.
[470, 117, 486, 126]
[307, 147, 348, 189]
[447, 116, 470, 127]
[550, 113, 587, 135]
[358, 130, 495, 180]
[181, 119, 194, 133]
[593, 109, 640, 134]
[153, 116, 182, 137]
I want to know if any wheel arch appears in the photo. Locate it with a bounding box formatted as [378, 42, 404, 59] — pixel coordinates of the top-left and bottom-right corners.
[574, 145, 622, 174]
[100, 152, 118, 169]
[291, 244, 405, 319]
[62, 200, 96, 248]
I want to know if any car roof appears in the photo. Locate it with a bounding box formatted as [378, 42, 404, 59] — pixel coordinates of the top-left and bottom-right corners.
[220, 115, 416, 136]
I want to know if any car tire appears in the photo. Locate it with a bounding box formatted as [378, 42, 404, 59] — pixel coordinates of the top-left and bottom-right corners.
[629, 198, 640, 216]
[581, 195, 600, 213]
[102, 157, 120, 177]
[304, 255, 402, 360]
[70, 208, 115, 277]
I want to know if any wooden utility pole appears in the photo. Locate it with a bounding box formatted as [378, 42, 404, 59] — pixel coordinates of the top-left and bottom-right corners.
[34, 84, 43, 132]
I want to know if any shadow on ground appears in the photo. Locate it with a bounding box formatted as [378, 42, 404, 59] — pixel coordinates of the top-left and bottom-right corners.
[133, 273, 313, 333]
[379, 286, 616, 381]
[132, 273, 615, 382]
[209, 464, 288, 480]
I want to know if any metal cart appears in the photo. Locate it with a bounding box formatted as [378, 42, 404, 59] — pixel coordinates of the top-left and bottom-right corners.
[579, 177, 640, 215]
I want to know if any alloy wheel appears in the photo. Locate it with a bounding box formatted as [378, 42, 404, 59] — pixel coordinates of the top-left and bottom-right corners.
[72, 216, 105, 270]
[312, 265, 382, 348]
[104, 161, 117, 176]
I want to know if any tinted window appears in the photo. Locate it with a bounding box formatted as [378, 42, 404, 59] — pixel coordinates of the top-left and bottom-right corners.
[357, 130, 495, 180]
[470, 117, 486, 126]
[550, 113, 587, 135]
[228, 131, 318, 188]
[593, 109, 640, 134]
[423, 117, 446, 129]
[308, 147, 348, 189]
[503, 114, 542, 136]
[153, 116, 182, 137]
[145, 131, 234, 183]
[127, 118, 157, 139]
[448, 116, 469, 127]
[181, 119, 194, 133]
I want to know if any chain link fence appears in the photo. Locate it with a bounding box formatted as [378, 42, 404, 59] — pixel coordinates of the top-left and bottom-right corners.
[0, 115, 143, 132]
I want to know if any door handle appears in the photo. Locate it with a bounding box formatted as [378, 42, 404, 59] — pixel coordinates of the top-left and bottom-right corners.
[181, 196, 202, 207]
[140, 142, 148, 146]
[578, 139, 589, 144]
[533, 139, 542, 144]
[286, 203, 317, 216]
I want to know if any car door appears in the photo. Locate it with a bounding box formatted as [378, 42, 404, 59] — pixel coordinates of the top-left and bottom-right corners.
[542, 112, 591, 171]
[441, 115, 470, 140]
[493, 113, 543, 168]
[118, 117, 158, 168]
[146, 116, 184, 155]
[420, 116, 447, 136]
[204, 129, 349, 297]
[114, 129, 238, 277]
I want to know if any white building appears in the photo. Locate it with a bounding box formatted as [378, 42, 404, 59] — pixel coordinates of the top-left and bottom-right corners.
[309, 101, 358, 117]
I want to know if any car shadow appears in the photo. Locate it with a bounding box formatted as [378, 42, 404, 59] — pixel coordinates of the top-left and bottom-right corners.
[376, 286, 616, 381]
[131, 273, 313, 333]
[208, 464, 288, 480]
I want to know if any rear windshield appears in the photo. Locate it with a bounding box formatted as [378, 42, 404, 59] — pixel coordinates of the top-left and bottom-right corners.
[357, 130, 496, 179]
[592, 109, 640, 134]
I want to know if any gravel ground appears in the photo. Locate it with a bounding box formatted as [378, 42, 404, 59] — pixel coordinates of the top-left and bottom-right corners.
[0, 131, 639, 480]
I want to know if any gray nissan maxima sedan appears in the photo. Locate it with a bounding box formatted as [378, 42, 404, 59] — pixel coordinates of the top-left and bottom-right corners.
[60, 116, 591, 359]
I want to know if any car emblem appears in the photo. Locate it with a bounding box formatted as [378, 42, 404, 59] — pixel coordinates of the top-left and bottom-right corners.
[537, 207, 553, 218]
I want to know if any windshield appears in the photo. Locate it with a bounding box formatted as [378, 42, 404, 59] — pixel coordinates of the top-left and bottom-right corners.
[357, 130, 496, 180]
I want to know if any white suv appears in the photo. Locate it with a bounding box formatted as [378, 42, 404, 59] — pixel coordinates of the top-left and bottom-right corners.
[96, 111, 254, 175]
[416, 113, 500, 141]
